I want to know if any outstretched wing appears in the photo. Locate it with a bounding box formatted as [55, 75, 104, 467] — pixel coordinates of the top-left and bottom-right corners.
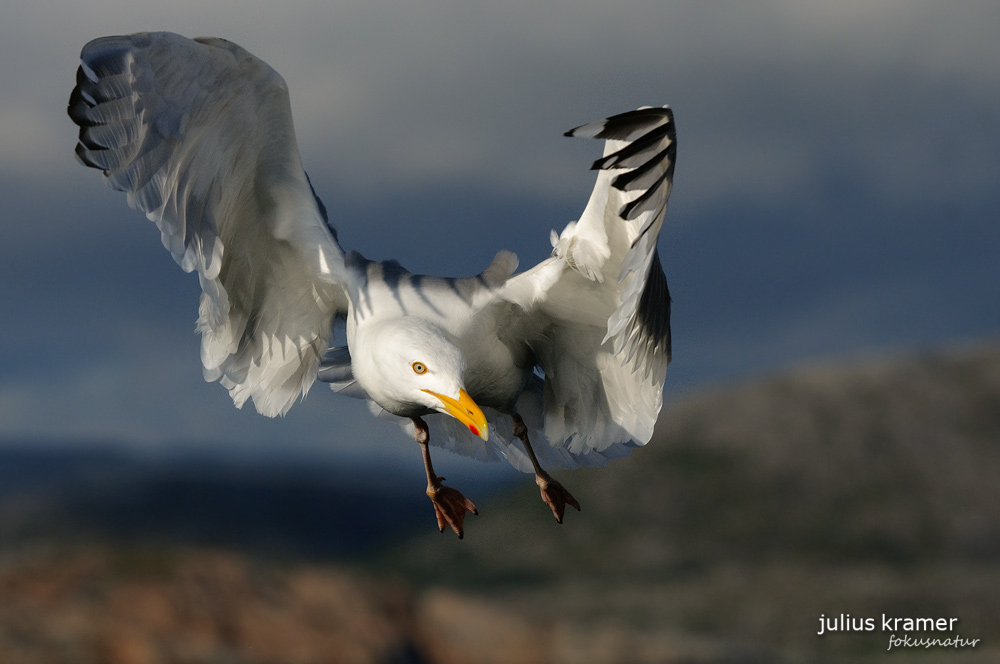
[499, 106, 676, 461]
[68, 32, 349, 416]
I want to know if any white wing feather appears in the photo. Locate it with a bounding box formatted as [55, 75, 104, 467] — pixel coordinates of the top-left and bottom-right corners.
[69, 32, 348, 416]
[500, 107, 675, 463]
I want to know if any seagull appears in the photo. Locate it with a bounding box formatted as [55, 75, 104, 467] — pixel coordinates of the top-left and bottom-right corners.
[68, 32, 676, 538]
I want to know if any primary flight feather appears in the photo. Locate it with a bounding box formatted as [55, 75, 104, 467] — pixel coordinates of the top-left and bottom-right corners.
[68, 32, 677, 538]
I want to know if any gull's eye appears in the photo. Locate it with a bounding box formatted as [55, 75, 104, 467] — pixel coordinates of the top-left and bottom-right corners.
[412, 361, 427, 375]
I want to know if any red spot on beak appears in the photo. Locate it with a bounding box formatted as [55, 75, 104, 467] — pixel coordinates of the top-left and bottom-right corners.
[469, 425, 480, 437]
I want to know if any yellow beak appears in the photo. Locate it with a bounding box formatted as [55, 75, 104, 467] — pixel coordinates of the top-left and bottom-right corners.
[422, 388, 489, 441]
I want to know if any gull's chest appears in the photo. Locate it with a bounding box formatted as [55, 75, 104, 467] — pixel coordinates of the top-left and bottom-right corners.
[455, 313, 532, 411]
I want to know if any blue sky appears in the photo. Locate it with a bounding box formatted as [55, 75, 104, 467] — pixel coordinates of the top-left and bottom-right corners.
[0, 1, 997, 475]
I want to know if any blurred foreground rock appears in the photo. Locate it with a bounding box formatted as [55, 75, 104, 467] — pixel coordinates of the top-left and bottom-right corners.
[0, 548, 416, 664]
[0, 547, 745, 664]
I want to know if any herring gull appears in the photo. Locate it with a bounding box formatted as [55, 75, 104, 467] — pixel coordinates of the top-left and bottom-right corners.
[68, 32, 676, 538]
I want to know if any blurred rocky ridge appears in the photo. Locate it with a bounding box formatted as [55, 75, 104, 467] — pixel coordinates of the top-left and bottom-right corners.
[389, 340, 1000, 662]
[0, 340, 998, 663]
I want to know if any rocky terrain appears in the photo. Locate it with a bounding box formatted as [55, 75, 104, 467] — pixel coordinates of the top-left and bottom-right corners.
[0, 340, 998, 663]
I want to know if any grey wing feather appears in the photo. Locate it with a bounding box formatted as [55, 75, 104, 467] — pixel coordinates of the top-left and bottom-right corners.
[318, 346, 371, 399]
[69, 32, 350, 416]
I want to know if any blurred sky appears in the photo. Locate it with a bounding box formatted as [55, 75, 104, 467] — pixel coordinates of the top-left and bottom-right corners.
[0, 1, 998, 475]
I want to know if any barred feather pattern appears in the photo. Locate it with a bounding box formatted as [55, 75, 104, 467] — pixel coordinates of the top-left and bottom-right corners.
[565, 106, 675, 380]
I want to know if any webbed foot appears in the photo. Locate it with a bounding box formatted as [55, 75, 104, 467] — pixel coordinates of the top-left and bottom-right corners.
[427, 477, 478, 538]
[536, 472, 580, 523]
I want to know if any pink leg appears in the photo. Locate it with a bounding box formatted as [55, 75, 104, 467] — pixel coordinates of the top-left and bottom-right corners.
[413, 416, 478, 538]
[512, 414, 580, 523]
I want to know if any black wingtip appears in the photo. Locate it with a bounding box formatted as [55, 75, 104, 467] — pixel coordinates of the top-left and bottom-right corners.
[567, 106, 672, 142]
[74, 140, 105, 169]
[79, 35, 136, 78]
[67, 83, 96, 127]
[618, 170, 672, 221]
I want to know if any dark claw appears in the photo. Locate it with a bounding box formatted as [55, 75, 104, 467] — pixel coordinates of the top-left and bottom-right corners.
[536, 473, 581, 523]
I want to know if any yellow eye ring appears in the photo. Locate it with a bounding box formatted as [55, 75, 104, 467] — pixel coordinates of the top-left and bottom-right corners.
[412, 361, 427, 375]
